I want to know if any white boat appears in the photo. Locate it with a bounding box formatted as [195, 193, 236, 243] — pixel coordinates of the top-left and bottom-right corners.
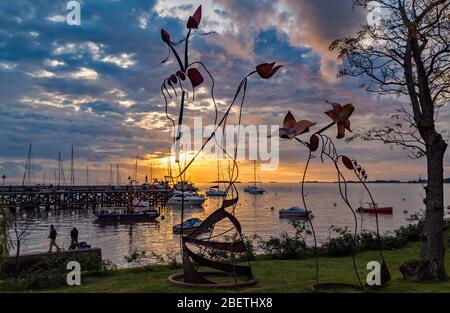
[206, 160, 227, 197]
[206, 187, 227, 196]
[244, 160, 265, 194]
[167, 191, 206, 206]
[244, 186, 265, 194]
[173, 217, 210, 233]
[279, 207, 313, 218]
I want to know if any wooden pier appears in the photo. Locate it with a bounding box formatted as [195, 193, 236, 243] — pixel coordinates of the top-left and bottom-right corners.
[0, 185, 173, 210]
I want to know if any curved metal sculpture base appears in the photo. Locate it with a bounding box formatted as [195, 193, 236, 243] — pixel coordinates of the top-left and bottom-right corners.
[168, 271, 259, 289]
[311, 283, 365, 293]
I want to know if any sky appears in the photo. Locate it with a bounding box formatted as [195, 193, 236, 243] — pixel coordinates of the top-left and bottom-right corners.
[0, 0, 448, 184]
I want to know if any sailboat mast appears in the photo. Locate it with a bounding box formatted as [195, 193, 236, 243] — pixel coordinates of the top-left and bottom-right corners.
[133, 153, 138, 183]
[253, 160, 256, 187]
[70, 145, 75, 187]
[217, 159, 220, 188]
[116, 163, 120, 186]
[150, 162, 153, 184]
[58, 152, 61, 186]
[109, 164, 113, 186]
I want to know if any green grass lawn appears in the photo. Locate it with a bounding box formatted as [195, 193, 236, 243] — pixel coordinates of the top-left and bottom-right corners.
[14, 238, 447, 293]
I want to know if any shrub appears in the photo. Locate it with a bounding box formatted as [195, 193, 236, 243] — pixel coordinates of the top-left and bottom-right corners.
[203, 234, 258, 263]
[258, 222, 310, 259]
[321, 226, 357, 257]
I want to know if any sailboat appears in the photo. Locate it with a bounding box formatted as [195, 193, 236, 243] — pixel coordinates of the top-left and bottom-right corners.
[244, 160, 265, 194]
[206, 159, 226, 197]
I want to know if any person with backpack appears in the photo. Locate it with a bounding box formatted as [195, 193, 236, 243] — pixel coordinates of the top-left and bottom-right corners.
[48, 225, 60, 252]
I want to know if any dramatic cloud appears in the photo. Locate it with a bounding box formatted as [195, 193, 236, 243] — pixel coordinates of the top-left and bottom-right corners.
[0, 0, 447, 184]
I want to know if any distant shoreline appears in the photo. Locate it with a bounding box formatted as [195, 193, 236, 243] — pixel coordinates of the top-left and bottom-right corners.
[207, 180, 450, 184]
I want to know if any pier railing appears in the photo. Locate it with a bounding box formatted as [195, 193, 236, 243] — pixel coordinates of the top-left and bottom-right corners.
[0, 185, 173, 209]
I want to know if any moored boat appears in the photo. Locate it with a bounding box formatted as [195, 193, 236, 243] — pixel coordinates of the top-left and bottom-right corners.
[94, 207, 160, 224]
[205, 187, 227, 196]
[94, 189, 160, 224]
[206, 160, 227, 197]
[244, 186, 265, 194]
[279, 207, 313, 218]
[357, 203, 393, 214]
[167, 191, 206, 206]
[174, 181, 198, 192]
[244, 160, 265, 194]
[172, 217, 209, 233]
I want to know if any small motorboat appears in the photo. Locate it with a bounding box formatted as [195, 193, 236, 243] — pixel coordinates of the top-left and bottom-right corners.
[173, 217, 209, 233]
[279, 207, 313, 218]
[94, 207, 160, 224]
[205, 186, 227, 197]
[357, 203, 393, 215]
[167, 191, 206, 206]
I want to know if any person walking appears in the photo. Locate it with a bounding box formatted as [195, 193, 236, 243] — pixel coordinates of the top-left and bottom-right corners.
[69, 227, 79, 250]
[48, 225, 60, 252]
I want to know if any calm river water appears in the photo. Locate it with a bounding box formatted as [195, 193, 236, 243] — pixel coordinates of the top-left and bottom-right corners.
[9, 183, 450, 267]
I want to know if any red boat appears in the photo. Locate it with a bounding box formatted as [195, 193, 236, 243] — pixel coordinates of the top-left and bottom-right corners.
[357, 203, 393, 215]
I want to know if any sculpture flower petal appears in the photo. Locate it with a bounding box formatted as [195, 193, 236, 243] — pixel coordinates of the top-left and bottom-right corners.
[278, 111, 316, 139]
[187, 68, 204, 87]
[325, 103, 354, 139]
[161, 29, 171, 43]
[309, 134, 319, 152]
[187, 5, 202, 29]
[176, 71, 186, 81]
[256, 62, 283, 79]
[341, 156, 354, 170]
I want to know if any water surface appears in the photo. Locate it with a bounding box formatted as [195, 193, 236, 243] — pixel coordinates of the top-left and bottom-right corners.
[9, 183, 450, 266]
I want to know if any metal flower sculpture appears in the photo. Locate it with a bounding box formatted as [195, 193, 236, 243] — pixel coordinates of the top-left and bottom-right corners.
[278, 111, 316, 139]
[324, 103, 354, 139]
[160, 6, 281, 288]
[281, 102, 390, 292]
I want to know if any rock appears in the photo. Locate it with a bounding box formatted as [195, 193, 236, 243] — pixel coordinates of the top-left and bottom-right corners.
[399, 260, 432, 282]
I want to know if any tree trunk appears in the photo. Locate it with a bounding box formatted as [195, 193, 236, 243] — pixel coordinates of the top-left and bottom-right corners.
[421, 131, 447, 280]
